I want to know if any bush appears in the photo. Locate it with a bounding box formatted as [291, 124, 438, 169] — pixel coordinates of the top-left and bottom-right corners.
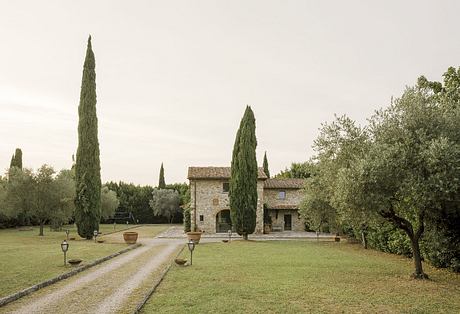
[422, 225, 460, 272]
[367, 223, 412, 257]
[183, 207, 191, 232]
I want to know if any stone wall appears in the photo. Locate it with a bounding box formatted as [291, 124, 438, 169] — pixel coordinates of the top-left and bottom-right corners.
[268, 209, 305, 231]
[264, 188, 304, 208]
[190, 179, 264, 234]
[265, 188, 305, 232]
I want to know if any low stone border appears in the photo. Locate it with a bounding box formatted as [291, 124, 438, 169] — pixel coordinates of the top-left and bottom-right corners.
[0, 243, 142, 308]
[133, 245, 186, 314]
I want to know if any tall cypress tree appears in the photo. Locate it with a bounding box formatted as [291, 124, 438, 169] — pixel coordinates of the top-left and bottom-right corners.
[229, 106, 258, 240]
[263, 151, 270, 178]
[9, 148, 23, 169]
[158, 163, 166, 189]
[75, 36, 101, 239]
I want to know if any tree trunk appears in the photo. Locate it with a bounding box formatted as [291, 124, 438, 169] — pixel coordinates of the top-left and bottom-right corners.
[39, 221, 44, 236]
[380, 206, 428, 279]
[408, 233, 427, 279]
[243, 233, 248, 240]
[361, 230, 368, 249]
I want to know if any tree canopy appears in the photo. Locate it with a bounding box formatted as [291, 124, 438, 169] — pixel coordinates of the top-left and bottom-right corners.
[100, 186, 120, 219]
[149, 188, 180, 223]
[300, 66, 460, 277]
[263, 151, 270, 178]
[3, 166, 75, 236]
[75, 36, 102, 239]
[9, 148, 23, 169]
[229, 106, 258, 240]
[158, 163, 166, 189]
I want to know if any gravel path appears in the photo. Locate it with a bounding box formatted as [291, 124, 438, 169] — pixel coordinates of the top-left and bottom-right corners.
[5, 228, 183, 314]
[94, 242, 179, 314]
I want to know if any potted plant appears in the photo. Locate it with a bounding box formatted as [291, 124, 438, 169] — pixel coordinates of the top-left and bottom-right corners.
[123, 231, 138, 244]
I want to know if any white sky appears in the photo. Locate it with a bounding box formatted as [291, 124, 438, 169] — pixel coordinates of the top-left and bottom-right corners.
[1, 0, 459, 185]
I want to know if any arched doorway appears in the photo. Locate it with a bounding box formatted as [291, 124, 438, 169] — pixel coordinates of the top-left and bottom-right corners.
[216, 210, 232, 233]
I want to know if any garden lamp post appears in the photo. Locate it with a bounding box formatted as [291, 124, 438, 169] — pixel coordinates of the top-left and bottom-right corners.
[187, 240, 196, 266]
[228, 229, 232, 242]
[61, 240, 69, 266]
[113, 221, 116, 230]
[94, 230, 98, 243]
[65, 229, 69, 241]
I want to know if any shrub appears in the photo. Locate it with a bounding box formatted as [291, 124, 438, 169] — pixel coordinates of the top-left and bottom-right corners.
[183, 206, 191, 232]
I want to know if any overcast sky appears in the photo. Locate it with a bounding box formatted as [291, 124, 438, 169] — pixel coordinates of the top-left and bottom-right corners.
[1, 0, 459, 185]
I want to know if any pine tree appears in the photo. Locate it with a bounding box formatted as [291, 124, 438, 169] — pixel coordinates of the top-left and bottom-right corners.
[75, 36, 101, 239]
[263, 151, 270, 178]
[158, 163, 166, 189]
[9, 148, 23, 169]
[229, 106, 258, 240]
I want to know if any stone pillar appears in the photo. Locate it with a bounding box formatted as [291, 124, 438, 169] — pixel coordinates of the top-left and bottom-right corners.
[255, 180, 265, 234]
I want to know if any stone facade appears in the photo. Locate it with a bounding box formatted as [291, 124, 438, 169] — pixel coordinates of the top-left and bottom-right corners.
[189, 179, 264, 234]
[264, 188, 305, 232]
[188, 167, 305, 234]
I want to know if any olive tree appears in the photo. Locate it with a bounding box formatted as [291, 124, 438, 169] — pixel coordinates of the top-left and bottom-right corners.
[149, 188, 180, 223]
[5, 165, 75, 236]
[337, 83, 460, 278]
[101, 186, 119, 220]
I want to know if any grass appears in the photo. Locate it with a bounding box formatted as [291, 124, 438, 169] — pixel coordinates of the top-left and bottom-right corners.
[0, 224, 168, 298]
[1, 243, 170, 314]
[142, 240, 460, 313]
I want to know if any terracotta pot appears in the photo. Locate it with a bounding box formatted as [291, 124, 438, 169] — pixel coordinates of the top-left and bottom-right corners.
[68, 259, 82, 266]
[187, 231, 202, 244]
[175, 258, 187, 266]
[123, 231, 138, 244]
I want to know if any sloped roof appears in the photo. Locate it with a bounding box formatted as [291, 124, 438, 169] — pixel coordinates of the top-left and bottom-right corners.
[266, 204, 300, 210]
[263, 178, 305, 189]
[188, 167, 268, 180]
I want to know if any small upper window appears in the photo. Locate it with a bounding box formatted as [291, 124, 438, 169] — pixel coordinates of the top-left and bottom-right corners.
[223, 182, 230, 193]
[278, 191, 286, 200]
[199, 215, 204, 222]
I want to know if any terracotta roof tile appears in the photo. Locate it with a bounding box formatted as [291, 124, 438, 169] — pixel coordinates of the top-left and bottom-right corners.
[188, 167, 268, 180]
[266, 204, 300, 210]
[264, 178, 305, 189]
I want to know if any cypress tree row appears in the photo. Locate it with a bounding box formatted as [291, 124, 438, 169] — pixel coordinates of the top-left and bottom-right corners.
[263, 151, 270, 178]
[75, 36, 102, 239]
[158, 163, 166, 189]
[229, 106, 258, 240]
[9, 148, 23, 169]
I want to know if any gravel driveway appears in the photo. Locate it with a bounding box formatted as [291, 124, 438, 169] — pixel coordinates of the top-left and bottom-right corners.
[2, 227, 183, 314]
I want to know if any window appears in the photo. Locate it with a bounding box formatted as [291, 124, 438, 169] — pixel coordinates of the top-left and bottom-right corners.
[222, 182, 230, 193]
[199, 215, 204, 222]
[278, 191, 286, 200]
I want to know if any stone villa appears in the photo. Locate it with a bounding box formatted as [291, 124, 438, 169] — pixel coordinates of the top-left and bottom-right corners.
[188, 166, 306, 234]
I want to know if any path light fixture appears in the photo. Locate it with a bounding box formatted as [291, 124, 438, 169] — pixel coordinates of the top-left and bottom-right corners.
[187, 240, 196, 266]
[61, 240, 69, 266]
[94, 230, 98, 243]
[65, 229, 69, 241]
[228, 229, 232, 242]
[113, 221, 116, 230]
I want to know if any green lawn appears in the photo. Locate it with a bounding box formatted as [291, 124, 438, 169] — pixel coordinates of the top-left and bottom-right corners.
[0, 224, 168, 298]
[142, 240, 460, 313]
